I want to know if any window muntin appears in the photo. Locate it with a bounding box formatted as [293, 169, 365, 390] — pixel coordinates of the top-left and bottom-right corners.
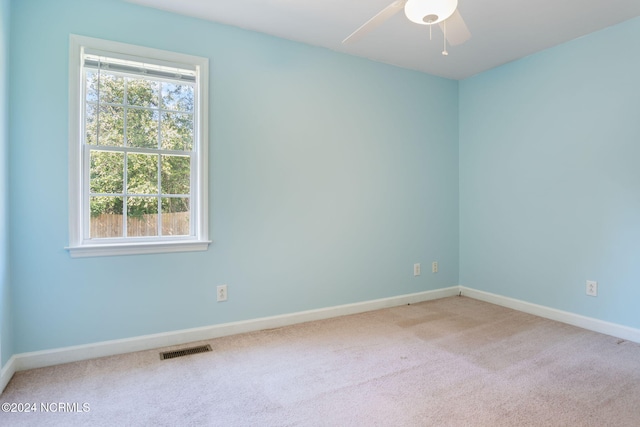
[68, 36, 209, 257]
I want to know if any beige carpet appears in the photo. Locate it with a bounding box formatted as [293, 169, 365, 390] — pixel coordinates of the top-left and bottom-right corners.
[2, 296, 640, 426]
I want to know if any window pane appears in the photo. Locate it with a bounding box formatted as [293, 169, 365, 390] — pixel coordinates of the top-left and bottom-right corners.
[127, 78, 159, 107]
[99, 73, 125, 104]
[86, 71, 99, 102]
[86, 103, 97, 145]
[90, 151, 123, 194]
[161, 155, 190, 195]
[98, 105, 124, 146]
[127, 153, 158, 194]
[161, 82, 194, 112]
[87, 71, 124, 104]
[126, 109, 159, 148]
[127, 197, 158, 237]
[161, 112, 193, 151]
[162, 197, 190, 236]
[90, 196, 123, 238]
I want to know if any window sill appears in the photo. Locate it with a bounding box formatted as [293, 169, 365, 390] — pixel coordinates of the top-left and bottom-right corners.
[66, 240, 211, 258]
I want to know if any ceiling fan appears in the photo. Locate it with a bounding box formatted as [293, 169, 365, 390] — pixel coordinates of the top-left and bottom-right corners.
[343, 0, 471, 55]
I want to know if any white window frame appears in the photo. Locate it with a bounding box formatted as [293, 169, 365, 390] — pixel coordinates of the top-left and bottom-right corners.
[67, 35, 210, 258]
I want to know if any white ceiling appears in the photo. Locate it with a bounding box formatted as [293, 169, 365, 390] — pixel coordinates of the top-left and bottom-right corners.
[124, 0, 640, 80]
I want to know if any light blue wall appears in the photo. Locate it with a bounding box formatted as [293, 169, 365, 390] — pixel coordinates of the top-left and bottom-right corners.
[5, 0, 640, 364]
[9, 0, 459, 353]
[0, 0, 12, 367]
[460, 17, 640, 327]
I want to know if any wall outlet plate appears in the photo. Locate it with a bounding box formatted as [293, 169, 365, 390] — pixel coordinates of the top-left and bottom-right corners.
[217, 284, 228, 302]
[586, 280, 597, 297]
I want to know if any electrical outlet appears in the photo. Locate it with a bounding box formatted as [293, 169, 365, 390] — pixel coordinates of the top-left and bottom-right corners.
[414, 263, 421, 276]
[217, 284, 228, 302]
[432, 261, 438, 273]
[586, 280, 597, 297]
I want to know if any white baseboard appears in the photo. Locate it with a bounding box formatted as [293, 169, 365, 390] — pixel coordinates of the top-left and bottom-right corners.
[1, 286, 459, 393]
[460, 286, 640, 343]
[4, 285, 640, 395]
[0, 355, 16, 395]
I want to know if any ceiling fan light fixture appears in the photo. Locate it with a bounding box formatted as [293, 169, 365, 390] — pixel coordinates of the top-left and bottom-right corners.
[404, 0, 458, 25]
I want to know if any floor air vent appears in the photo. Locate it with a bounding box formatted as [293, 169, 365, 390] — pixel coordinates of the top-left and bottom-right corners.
[160, 344, 212, 360]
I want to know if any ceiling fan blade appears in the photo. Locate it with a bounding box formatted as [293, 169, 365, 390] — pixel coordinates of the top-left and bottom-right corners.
[438, 9, 471, 46]
[342, 0, 407, 44]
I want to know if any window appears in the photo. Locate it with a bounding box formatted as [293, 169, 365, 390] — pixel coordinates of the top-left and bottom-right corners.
[67, 35, 209, 257]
